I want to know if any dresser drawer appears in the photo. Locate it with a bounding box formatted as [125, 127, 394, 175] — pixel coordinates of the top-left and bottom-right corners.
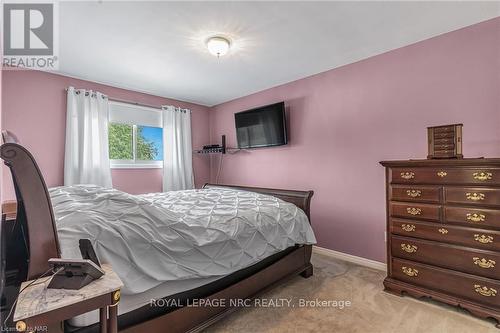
[445, 188, 500, 208]
[390, 219, 500, 251]
[392, 167, 500, 185]
[433, 138, 455, 145]
[390, 202, 440, 221]
[391, 236, 500, 279]
[391, 186, 441, 203]
[432, 126, 455, 134]
[445, 206, 500, 230]
[433, 150, 457, 158]
[392, 258, 500, 308]
[434, 144, 455, 151]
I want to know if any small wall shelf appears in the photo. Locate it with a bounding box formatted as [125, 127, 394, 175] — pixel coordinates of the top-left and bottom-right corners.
[195, 135, 226, 154]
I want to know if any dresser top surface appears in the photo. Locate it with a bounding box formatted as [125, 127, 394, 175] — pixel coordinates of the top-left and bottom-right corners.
[380, 158, 500, 167]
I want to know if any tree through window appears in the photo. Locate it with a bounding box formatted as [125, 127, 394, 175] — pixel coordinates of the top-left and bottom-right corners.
[109, 123, 163, 165]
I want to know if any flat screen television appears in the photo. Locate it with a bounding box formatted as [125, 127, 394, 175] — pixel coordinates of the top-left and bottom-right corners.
[234, 102, 287, 149]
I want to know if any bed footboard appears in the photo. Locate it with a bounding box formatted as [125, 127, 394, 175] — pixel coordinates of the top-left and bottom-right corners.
[122, 244, 313, 333]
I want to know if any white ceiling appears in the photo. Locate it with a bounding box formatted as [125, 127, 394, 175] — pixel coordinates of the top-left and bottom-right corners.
[58, 1, 500, 106]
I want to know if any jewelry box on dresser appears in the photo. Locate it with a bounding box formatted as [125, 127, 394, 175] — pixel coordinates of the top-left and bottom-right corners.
[380, 158, 500, 327]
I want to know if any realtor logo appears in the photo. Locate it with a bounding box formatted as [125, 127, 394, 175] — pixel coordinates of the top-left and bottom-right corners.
[4, 3, 53, 55]
[3, 2, 59, 69]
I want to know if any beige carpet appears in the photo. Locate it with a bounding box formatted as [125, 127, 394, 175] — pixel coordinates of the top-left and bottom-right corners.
[206, 252, 498, 333]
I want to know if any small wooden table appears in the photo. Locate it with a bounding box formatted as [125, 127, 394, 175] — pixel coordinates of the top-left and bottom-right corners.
[14, 264, 123, 333]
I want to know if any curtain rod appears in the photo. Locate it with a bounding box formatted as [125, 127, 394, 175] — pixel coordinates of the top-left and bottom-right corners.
[110, 97, 163, 110]
[64, 88, 164, 110]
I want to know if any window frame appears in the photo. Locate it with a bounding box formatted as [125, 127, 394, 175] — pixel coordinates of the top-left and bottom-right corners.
[108, 102, 164, 169]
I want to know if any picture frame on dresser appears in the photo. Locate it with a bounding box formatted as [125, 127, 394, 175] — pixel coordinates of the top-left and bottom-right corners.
[380, 158, 500, 328]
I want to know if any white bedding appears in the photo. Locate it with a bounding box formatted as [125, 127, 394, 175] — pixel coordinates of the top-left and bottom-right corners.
[49, 185, 316, 297]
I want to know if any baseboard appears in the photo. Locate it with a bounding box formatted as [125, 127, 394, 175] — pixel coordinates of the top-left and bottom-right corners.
[312, 246, 387, 271]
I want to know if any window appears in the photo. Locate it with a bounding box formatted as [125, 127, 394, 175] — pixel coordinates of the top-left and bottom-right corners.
[108, 102, 163, 168]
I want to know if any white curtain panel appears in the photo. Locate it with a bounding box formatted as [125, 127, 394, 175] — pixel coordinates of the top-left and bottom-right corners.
[162, 105, 194, 191]
[64, 86, 113, 187]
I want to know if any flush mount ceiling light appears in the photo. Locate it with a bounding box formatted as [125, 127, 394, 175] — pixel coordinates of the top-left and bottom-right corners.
[206, 36, 231, 57]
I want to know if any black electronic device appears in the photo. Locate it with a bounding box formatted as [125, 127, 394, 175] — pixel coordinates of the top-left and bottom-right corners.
[234, 102, 287, 149]
[198, 135, 226, 154]
[47, 258, 104, 290]
[203, 144, 222, 150]
[79, 239, 101, 267]
[47, 240, 103, 290]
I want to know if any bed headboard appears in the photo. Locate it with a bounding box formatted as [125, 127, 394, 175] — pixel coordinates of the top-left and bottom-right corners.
[203, 183, 314, 222]
[1, 131, 60, 280]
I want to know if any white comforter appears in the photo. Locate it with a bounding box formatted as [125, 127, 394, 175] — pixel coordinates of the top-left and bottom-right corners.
[49, 185, 316, 295]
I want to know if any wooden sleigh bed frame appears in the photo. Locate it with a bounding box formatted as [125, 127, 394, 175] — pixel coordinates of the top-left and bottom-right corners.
[1, 134, 314, 333]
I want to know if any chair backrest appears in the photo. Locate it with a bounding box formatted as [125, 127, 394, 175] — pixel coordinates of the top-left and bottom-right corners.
[1, 131, 60, 279]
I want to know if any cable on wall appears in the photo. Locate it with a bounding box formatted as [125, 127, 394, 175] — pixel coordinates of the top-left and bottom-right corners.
[216, 153, 224, 184]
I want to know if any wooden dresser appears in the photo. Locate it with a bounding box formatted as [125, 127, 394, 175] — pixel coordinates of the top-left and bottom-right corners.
[380, 158, 500, 327]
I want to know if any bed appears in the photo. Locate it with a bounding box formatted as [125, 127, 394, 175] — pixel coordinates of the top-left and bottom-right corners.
[1, 134, 315, 333]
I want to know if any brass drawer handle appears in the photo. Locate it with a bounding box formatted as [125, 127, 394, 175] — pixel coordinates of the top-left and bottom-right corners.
[406, 190, 422, 198]
[438, 228, 448, 235]
[15, 321, 26, 332]
[474, 234, 494, 244]
[401, 244, 418, 253]
[473, 172, 493, 181]
[406, 207, 422, 215]
[401, 224, 415, 232]
[437, 171, 447, 177]
[113, 290, 121, 302]
[402, 266, 418, 277]
[400, 172, 415, 180]
[473, 257, 496, 269]
[466, 192, 485, 201]
[474, 284, 497, 297]
[467, 213, 486, 222]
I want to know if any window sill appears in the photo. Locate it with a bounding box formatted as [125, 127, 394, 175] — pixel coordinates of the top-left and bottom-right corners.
[111, 161, 163, 169]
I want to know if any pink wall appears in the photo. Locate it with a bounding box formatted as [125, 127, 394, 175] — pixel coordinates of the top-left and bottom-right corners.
[1, 70, 211, 199]
[209, 18, 500, 262]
